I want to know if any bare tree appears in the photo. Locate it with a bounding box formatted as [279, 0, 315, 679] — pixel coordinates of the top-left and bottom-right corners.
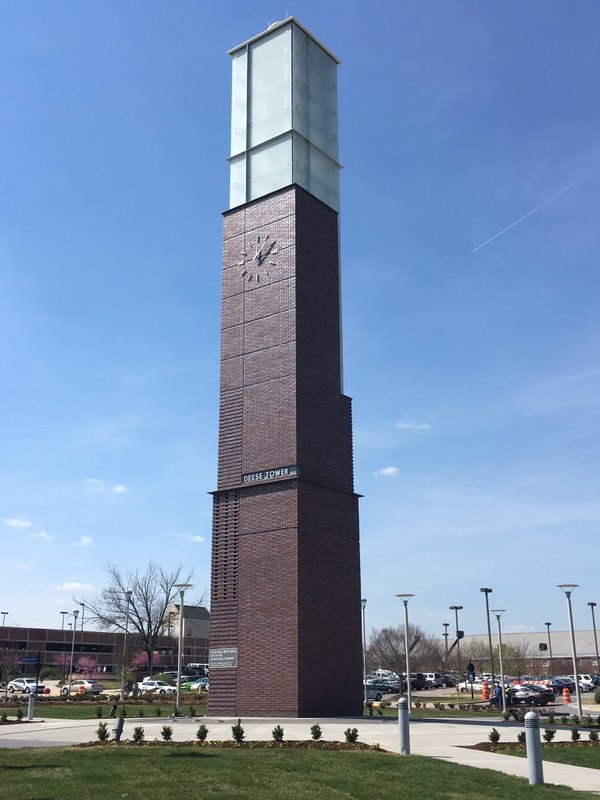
[82, 563, 195, 675]
[367, 624, 443, 674]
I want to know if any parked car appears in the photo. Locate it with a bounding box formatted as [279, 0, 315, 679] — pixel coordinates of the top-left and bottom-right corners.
[7, 678, 46, 694]
[181, 678, 208, 692]
[567, 674, 595, 692]
[458, 678, 486, 693]
[510, 684, 555, 706]
[365, 678, 403, 694]
[138, 680, 176, 695]
[61, 679, 105, 696]
[439, 674, 456, 688]
[423, 672, 444, 688]
[363, 682, 384, 702]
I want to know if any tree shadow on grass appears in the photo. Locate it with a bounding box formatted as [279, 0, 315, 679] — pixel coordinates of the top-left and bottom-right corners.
[166, 751, 216, 759]
[0, 764, 62, 770]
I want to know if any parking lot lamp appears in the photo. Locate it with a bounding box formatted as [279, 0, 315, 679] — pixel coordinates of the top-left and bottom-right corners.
[480, 588, 495, 680]
[490, 609, 507, 713]
[361, 599, 368, 705]
[60, 611, 68, 630]
[68, 609, 79, 687]
[1, 612, 7, 627]
[557, 584, 583, 716]
[449, 605, 463, 678]
[544, 622, 554, 674]
[396, 594, 414, 712]
[588, 602, 599, 673]
[174, 583, 192, 713]
[442, 622, 449, 656]
[120, 591, 133, 701]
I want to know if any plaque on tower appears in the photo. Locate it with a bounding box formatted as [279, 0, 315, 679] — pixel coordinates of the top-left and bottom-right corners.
[209, 17, 362, 718]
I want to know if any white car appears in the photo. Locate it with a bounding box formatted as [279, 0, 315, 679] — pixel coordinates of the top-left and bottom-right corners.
[567, 674, 595, 692]
[7, 678, 46, 694]
[139, 680, 176, 695]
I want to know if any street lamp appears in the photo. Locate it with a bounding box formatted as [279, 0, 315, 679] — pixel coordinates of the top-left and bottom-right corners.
[449, 605, 463, 678]
[557, 584, 583, 716]
[480, 588, 495, 679]
[120, 591, 133, 701]
[68, 609, 80, 687]
[1, 612, 8, 627]
[490, 609, 507, 713]
[174, 583, 192, 713]
[544, 622, 554, 674]
[396, 594, 414, 712]
[361, 599, 368, 706]
[60, 611, 68, 631]
[588, 602, 599, 672]
[442, 622, 449, 656]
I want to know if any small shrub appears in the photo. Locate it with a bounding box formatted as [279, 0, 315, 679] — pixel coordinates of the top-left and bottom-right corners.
[344, 727, 359, 743]
[571, 727, 580, 742]
[173, 708, 182, 717]
[438, 702, 445, 710]
[272, 724, 284, 742]
[414, 700, 421, 709]
[156, 707, 162, 716]
[16, 709, 23, 721]
[447, 703, 455, 709]
[560, 715, 569, 725]
[594, 687, 600, 704]
[119, 708, 127, 718]
[582, 715, 593, 727]
[488, 728, 500, 745]
[95, 707, 103, 718]
[588, 728, 599, 743]
[161, 725, 173, 742]
[310, 723, 322, 741]
[543, 728, 556, 743]
[1, 712, 7, 722]
[138, 708, 144, 717]
[132, 726, 145, 743]
[231, 718, 245, 743]
[501, 711, 510, 721]
[96, 722, 109, 742]
[547, 712, 555, 724]
[571, 714, 580, 726]
[196, 724, 209, 742]
[517, 730, 526, 744]
[188, 706, 196, 717]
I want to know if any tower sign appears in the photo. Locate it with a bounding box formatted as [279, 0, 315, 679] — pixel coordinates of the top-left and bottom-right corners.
[209, 17, 362, 717]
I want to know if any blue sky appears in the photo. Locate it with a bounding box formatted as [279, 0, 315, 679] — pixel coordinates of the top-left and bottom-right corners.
[2, 1, 599, 641]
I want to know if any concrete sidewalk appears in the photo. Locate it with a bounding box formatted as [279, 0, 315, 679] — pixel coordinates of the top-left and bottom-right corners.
[0, 714, 598, 794]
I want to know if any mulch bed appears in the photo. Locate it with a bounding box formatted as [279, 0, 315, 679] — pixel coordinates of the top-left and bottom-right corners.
[465, 741, 600, 752]
[76, 740, 383, 750]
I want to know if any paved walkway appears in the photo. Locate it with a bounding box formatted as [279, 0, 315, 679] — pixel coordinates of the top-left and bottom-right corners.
[1, 711, 599, 793]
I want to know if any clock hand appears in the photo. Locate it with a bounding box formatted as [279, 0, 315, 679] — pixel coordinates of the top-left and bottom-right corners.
[253, 235, 270, 261]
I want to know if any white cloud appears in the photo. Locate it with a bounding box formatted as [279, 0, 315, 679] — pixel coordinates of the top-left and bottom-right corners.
[178, 534, 205, 544]
[504, 624, 535, 634]
[54, 581, 93, 592]
[373, 466, 399, 477]
[395, 422, 433, 431]
[4, 517, 32, 527]
[79, 536, 93, 547]
[84, 478, 127, 494]
[32, 530, 53, 541]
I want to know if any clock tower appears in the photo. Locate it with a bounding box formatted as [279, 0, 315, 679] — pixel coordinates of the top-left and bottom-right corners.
[209, 18, 362, 717]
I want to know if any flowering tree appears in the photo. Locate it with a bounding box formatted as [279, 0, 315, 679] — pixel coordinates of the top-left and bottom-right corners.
[76, 656, 99, 677]
[52, 652, 71, 671]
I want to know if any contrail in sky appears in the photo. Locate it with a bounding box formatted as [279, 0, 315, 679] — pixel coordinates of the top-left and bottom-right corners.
[472, 175, 583, 253]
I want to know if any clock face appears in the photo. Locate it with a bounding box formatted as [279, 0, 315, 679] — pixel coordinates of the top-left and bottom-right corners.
[231, 234, 278, 285]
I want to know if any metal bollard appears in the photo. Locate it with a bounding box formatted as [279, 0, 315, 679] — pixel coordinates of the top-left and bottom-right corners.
[398, 696, 410, 755]
[27, 691, 35, 721]
[112, 716, 125, 742]
[524, 711, 544, 785]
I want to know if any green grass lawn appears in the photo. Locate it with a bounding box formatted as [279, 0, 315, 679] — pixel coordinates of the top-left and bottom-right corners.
[0, 746, 598, 800]
[497, 743, 600, 769]
[1, 700, 207, 720]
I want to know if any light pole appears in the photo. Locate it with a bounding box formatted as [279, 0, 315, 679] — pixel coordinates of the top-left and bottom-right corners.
[67, 609, 79, 688]
[480, 588, 495, 679]
[174, 583, 192, 713]
[490, 609, 507, 713]
[361, 599, 368, 705]
[544, 622, 554, 675]
[1, 612, 8, 627]
[557, 584, 583, 716]
[588, 602, 599, 673]
[120, 591, 133, 701]
[396, 594, 414, 712]
[449, 605, 463, 678]
[442, 622, 449, 657]
[60, 611, 68, 631]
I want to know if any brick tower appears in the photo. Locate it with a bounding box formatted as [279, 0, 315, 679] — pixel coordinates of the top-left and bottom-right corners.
[208, 18, 362, 717]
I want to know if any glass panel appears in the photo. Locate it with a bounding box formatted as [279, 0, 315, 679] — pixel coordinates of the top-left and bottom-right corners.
[307, 144, 340, 211]
[249, 26, 292, 148]
[306, 38, 338, 161]
[291, 26, 309, 141]
[248, 135, 292, 200]
[231, 50, 247, 157]
[229, 154, 247, 208]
